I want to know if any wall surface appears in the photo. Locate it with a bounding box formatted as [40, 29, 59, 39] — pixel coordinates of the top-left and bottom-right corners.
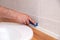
[0, 0, 60, 40]
[39, 0, 60, 39]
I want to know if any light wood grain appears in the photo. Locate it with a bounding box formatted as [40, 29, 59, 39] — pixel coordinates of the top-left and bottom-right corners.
[31, 27, 57, 40]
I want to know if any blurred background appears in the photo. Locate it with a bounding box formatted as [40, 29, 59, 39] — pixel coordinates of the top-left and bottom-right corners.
[0, 0, 60, 40]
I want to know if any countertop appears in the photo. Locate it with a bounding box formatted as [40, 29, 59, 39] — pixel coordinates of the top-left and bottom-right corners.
[0, 18, 56, 40]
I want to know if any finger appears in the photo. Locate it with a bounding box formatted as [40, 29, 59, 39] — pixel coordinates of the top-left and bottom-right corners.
[24, 21, 27, 25]
[28, 17, 35, 24]
[23, 20, 27, 24]
[26, 20, 29, 25]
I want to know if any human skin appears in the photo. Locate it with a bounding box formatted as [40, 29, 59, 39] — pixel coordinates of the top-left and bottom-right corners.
[0, 6, 35, 25]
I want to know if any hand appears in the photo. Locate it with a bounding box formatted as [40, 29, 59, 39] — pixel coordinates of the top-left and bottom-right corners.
[0, 8, 35, 25]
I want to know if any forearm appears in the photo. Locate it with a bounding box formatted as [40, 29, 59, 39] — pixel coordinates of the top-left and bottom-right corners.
[0, 5, 18, 19]
[0, 6, 9, 17]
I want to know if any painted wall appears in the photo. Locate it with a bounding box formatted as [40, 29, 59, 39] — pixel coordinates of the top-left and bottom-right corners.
[39, 0, 60, 39]
[0, 0, 60, 39]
